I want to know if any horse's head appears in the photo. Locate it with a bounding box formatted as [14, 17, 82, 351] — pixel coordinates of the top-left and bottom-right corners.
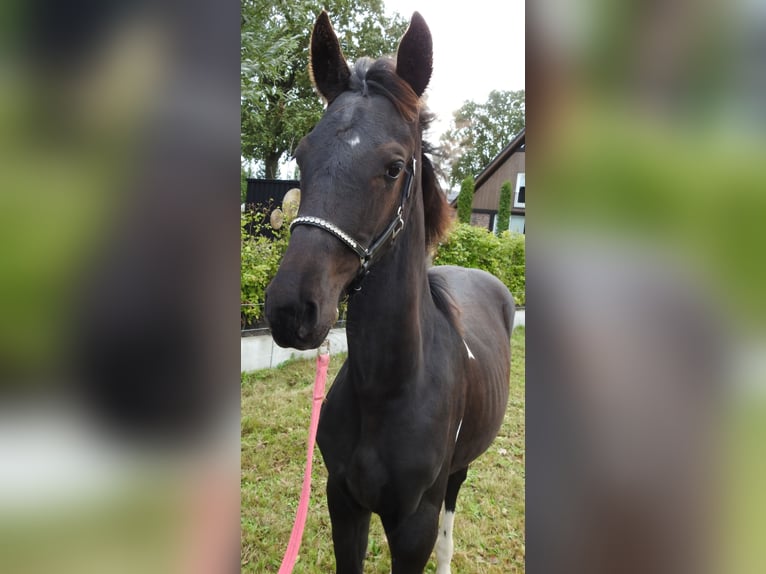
[265, 11, 434, 349]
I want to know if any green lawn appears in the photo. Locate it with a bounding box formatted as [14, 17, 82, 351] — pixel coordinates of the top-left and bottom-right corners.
[721, 395, 766, 574]
[241, 327, 525, 572]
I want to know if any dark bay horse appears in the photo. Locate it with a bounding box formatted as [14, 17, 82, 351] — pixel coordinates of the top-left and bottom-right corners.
[265, 11, 515, 573]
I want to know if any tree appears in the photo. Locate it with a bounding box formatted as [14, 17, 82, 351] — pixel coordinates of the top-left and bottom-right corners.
[241, 0, 407, 178]
[457, 175, 475, 224]
[241, 160, 252, 203]
[440, 89, 525, 189]
[496, 180, 512, 235]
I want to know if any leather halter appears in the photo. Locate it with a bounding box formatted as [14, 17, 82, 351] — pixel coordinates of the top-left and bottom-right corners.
[290, 157, 417, 291]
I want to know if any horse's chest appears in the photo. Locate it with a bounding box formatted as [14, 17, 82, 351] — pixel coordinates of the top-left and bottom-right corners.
[318, 388, 451, 516]
[346, 426, 445, 516]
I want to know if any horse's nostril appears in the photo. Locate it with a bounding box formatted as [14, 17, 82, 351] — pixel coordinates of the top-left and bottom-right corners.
[305, 300, 318, 322]
[297, 300, 319, 340]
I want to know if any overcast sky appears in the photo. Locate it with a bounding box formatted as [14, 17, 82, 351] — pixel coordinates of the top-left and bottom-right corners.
[267, 2, 525, 179]
[383, 0, 525, 141]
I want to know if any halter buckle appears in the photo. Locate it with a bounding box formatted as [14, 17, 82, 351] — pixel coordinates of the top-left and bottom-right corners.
[391, 206, 405, 239]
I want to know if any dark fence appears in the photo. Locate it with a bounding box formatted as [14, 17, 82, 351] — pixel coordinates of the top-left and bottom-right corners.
[245, 178, 299, 209]
[244, 178, 299, 239]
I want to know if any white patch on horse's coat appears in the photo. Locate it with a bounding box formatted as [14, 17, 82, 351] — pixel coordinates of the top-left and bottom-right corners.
[455, 418, 463, 443]
[463, 339, 475, 360]
[435, 504, 456, 574]
[347, 134, 360, 147]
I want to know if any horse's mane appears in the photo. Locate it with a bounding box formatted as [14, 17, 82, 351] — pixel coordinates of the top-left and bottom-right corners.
[428, 270, 462, 334]
[349, 57, 453, 250]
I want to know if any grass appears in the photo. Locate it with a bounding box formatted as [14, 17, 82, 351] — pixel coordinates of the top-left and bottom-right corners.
[721, 395, 766, 574]
[241, 327, 525, 572]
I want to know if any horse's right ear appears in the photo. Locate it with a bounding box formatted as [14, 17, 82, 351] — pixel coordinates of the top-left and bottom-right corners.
[396, 12, 433, 98]
[309, 11, 350, 104]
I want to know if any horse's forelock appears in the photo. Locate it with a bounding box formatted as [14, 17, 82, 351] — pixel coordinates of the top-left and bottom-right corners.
[350, 57, 419, 122]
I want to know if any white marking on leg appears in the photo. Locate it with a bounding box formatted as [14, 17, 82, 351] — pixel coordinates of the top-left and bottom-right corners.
[463, 339, 475, 360]
[435, 503, 455, 574]
[455, 418, 463, 443]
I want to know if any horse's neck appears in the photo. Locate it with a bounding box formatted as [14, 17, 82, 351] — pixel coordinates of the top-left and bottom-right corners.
[345, 221, 432, 394]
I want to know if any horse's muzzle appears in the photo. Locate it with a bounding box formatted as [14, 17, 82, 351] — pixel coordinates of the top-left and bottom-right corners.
[265, 289, 329, 350]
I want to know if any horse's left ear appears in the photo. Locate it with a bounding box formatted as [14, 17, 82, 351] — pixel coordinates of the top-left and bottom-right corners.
[396, 12, 433, 98]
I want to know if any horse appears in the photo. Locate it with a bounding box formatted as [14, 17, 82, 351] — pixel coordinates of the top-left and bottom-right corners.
[265, 11, 515, 573]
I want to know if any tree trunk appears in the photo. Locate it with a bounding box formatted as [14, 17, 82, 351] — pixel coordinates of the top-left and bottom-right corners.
[264, 152, 282, 179]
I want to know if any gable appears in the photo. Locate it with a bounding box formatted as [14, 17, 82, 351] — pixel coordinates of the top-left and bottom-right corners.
[449, 127, 526, 211]
[474, 150, 525, 211]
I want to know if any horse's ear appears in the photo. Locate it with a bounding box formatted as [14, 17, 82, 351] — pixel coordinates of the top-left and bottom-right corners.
[309, 11, 350, 104]
[396, 12, 433, 98]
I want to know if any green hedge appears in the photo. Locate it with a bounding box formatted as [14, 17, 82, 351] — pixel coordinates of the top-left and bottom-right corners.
[433, 223, 526, 306]
[241, 210, 289, 327]
[241, 214, 526, 328]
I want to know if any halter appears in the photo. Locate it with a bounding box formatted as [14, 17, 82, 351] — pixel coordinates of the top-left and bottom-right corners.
[290, 157, 417, 291]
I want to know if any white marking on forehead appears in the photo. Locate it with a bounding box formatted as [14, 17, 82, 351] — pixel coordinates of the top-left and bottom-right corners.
[463, 339, 475, 360]
[346, 133, 361, 147]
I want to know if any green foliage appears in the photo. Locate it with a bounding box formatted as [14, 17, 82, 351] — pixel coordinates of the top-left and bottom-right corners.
[240, 214, 526, 332]
[440, 89, 525, 189]
[240, 209, 289, 327]
[433, 223, 526, 305]
[241, 160, 253, 203]
[241, 0, 407, 177]
[496, 180, 512, 235]
[493, 230, 527, 307]
[457, 175, 475, 224]
[240, 205, 352, 330]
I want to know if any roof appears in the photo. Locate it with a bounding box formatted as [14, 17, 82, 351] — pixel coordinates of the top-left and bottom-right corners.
[449, 127, 525, 207]
[474, 127, 525, 190]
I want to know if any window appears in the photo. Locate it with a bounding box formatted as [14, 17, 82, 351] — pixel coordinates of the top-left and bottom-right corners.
[514, 172, 525, 208]
[509, 214, 525, 234]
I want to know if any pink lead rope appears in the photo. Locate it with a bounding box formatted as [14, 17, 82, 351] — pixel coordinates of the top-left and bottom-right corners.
[278, 339, 330, 574]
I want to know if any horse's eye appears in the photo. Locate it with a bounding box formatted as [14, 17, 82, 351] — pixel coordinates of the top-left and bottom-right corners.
[385, 162, 405, 180]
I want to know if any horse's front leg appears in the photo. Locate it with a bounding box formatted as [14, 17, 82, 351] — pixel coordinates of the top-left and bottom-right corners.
[381, 495, 443, 574]
[327, 475, 372, 574]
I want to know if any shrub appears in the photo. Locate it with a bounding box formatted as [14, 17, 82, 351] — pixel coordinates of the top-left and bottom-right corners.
[240, 206, 351, 332]
[240, 209, 289, 327]
[241, 214, 526, 334]
[493, 230, 526, 306]
[456, 175, 475, 224]
[433, 223, 525, 306]
[496, 180, 512, 235]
